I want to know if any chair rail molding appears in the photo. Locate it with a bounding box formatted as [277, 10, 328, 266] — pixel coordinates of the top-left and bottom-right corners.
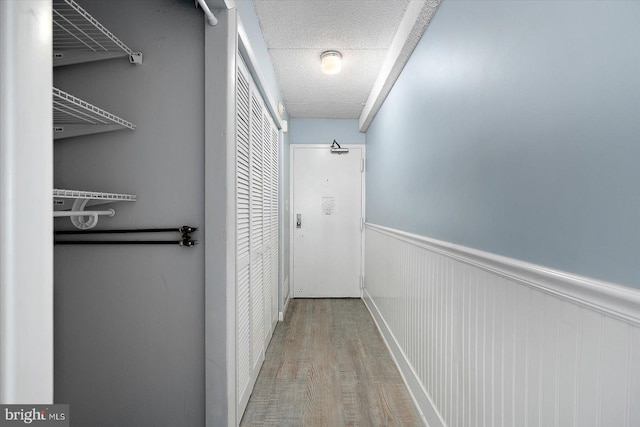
[365, 223, 640, 325]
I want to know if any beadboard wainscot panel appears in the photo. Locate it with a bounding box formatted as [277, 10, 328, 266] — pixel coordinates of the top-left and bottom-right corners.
[363, 223, 640, 427]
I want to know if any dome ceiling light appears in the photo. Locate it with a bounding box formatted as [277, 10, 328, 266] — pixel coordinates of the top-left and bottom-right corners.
[321, 51, 342, 75]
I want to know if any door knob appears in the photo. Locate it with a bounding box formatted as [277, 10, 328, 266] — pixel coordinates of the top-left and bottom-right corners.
[296, 214, 302, 228]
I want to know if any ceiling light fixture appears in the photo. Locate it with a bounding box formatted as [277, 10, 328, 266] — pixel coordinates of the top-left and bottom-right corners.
[321, 51, 342, 75]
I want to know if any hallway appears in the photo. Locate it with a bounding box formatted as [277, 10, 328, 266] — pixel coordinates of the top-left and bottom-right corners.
[2, 1, 639, 425]
[240, 299, 423, 426]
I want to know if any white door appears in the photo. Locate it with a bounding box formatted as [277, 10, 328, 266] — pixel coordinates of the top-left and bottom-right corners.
[292, 145, 364, 298]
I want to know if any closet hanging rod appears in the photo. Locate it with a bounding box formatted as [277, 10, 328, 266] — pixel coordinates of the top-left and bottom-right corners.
[54, 226, 198, 235]
[196, 0, 218, 26]
[54, 240, 198, 247]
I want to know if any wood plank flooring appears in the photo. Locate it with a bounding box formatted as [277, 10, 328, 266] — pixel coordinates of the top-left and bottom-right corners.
[240, 298, 424, 426]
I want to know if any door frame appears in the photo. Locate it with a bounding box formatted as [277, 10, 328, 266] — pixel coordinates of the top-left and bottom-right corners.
[289, 144, 366, 300]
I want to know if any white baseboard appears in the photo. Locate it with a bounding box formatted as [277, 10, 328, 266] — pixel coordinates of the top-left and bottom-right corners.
[363, 289, 444, 427]
[279, 285, 290, 322]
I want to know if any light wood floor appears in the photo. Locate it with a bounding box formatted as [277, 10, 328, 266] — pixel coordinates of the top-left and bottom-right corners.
[240, 298, 424, 426]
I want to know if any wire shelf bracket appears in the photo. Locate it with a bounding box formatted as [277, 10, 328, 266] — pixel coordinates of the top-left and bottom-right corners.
[53, 87, 135, 139]
[54, 189, 136, 230]
[53, 0, 142, 66]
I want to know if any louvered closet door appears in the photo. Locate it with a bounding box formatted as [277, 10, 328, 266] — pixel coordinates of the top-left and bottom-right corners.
[235, 62, 252, 411]
[261, 112, 279, 340]
[236, 57, 264, 415]
[269, 122, 279, 330]
[249, 85, 265, 375]
[235, 55, 280, 419]
[262, 110, 273, 345]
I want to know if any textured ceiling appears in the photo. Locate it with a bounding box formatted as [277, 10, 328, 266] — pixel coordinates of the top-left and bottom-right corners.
[253, 0, 412, 119]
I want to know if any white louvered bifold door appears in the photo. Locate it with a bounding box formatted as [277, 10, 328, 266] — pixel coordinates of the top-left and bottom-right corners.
[235, 55, 280, 420]
[249, 85, 265, 375]
[262, 110, 274, 344]
[269, 122, 279, 330]
[261, 111, 279, 341]
[235, 61, 253, 414]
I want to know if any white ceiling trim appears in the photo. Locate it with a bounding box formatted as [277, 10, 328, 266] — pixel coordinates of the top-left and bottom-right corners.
[359, 0, 441, 132]
[238, 17, 283, 129]
[206, 0, 284, 127]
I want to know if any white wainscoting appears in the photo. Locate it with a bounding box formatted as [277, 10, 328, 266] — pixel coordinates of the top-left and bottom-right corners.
[363, 223, 640, 427]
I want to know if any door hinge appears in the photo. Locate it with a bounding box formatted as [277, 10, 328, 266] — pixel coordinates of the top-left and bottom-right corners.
[360, 218, 364, 231]
[360, 275, 365, 290]
[361, 158, 365, 172]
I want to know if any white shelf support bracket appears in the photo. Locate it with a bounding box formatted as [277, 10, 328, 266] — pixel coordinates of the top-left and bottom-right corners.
[129, 52, 143, 65]
[54, 198, 116, 230]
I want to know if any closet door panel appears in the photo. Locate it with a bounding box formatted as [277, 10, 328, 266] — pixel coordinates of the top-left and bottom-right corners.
[249, 88, 265, 371]
[235, 54, 280, 420]
[236, 265, 251, 401]
[270, 123, 279, 328]
[236, 63, 253, 410]
[262, 111, 274, 343]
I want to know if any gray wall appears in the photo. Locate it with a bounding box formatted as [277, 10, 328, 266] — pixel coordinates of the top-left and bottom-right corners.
[366, 0, 640, 288]
[290, 118, 365, 145]
[53, 0, 206, 425]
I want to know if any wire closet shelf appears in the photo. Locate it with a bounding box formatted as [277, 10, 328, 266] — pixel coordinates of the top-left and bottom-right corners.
[53, 189, 137, 205]
[52, 0, 142, 66]
[53, 87, 135, 139]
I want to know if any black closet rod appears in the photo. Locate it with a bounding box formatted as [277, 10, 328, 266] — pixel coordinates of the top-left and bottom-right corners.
[54, 240, 198, 247]
[54, 226, 198, 235]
